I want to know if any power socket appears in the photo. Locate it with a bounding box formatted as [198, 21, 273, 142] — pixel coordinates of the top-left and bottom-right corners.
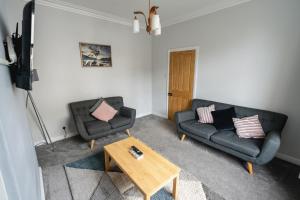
[62, 126, 67, 138]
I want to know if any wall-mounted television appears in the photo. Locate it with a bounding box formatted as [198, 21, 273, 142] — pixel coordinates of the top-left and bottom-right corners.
[15, 0, 35, 90]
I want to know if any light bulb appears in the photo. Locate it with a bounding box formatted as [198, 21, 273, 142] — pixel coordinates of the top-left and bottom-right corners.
[151, 14, 160, 31]
[133, 18, 140, 33]
[154, 25, 161, 36]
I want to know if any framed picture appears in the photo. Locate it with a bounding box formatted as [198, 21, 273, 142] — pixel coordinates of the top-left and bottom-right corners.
[79, 42, 112, 67]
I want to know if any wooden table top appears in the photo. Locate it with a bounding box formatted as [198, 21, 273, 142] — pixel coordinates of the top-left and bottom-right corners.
[104, 137, 181, 195]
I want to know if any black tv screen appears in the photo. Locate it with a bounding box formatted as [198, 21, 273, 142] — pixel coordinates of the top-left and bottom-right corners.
[15, 0, 35, 90]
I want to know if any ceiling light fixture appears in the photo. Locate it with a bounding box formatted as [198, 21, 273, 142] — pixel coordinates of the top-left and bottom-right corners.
[133, 0, 161, 36]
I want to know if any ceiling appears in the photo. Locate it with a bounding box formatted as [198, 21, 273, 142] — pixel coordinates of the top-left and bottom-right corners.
[39, 0, 251, 27]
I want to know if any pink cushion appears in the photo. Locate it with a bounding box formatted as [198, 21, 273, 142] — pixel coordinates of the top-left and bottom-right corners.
[233, 115, 265, 138]
[197, 104, 215, 123]
[91, 101, 117, 122]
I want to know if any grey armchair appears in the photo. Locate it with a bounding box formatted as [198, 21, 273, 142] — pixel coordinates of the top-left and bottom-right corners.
[69, 96, 136, 148]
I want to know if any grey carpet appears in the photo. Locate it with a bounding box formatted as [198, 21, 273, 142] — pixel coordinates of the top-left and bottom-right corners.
[36, 115, 300, 200]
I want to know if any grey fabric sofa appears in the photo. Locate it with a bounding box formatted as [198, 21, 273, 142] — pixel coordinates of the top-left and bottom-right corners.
[70, 96, 136, 143]
[175, 99, 287, 174]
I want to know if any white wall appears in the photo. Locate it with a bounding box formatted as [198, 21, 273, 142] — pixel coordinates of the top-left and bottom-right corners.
[30, 4, 152, 142]
[152, 0, 300, 163]
[0, 0, 41, 199]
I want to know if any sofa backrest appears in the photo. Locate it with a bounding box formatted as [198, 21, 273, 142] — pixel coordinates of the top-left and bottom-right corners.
[69, 96, 124, 122]
[192, 99, 288, 133]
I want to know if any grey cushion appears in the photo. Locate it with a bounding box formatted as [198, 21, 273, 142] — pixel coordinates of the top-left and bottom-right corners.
[109, 115, 131, 129]
[180, 120, 217, 139]
[84, 120, 111, 135]
[211, 131, 263, 157]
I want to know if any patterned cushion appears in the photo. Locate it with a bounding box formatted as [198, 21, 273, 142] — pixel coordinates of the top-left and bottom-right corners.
[196, 104, 215, 123]
[233, 115, 265, 138]
[91, 101, 118, 122]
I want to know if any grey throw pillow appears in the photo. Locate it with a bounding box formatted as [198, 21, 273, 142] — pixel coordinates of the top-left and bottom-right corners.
[89, 98, 104, 113]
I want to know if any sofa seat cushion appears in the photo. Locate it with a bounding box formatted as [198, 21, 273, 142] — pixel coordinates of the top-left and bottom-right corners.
[109, 115, 131, 129]
[211, 131, 263, 157]
[84, 120, 111, 135]
[180, 120, 217, 139]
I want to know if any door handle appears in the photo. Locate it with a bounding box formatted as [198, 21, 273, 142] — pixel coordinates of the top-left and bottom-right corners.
[168, 93, 173, 96]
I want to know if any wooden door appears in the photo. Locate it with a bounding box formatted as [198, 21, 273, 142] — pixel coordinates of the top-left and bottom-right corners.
[168, 50, 195, 120]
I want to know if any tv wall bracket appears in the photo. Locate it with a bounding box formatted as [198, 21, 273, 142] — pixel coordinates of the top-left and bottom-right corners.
[1, 36, 17, 66]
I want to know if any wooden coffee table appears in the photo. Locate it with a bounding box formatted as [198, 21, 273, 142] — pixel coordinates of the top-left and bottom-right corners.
[104, 137, 181, 200]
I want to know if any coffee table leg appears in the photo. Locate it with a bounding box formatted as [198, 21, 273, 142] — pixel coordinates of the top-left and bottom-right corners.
[104, 150, 110, 172]
[144, 194, 150, 200]
[172, 175, 179, 200]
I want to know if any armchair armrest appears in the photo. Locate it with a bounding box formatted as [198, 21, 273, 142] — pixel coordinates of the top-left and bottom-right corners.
[73, 115, 91, 140]
[120, 106, 136, 119]
[255, 131, 281, 165]
[175, 110, 195, 124]
[69, 114, 91, 141]
[120, 106, 136, 129]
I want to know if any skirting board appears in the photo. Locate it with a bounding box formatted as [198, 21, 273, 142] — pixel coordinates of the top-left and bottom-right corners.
[39, 167, 45, 200]
[34, 133, 75, 146]
[152, 112, 168, 119]
[276, 153, 300, 166]
[136, 112, 152, 118]
[34, 112, 152, 146]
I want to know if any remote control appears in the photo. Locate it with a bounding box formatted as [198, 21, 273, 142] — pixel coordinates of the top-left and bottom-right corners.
[129, 146, 144, 160]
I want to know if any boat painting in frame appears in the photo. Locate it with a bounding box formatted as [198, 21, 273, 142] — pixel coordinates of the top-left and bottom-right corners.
[79, 42, 112, 67]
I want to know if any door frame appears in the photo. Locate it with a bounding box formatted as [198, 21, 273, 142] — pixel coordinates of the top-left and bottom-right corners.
[166, 46, 199, 118]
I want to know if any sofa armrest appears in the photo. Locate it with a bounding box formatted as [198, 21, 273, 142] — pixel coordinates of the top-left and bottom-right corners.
[255, 131, 281, 165]
[175, 110, 195, 135]
[175, 110, 195, 124]
[120, 106, 136, 119]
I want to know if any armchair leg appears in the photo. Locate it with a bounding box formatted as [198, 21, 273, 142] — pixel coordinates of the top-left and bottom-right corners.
[246, 162, 254, 175]
[126, 129, 131, 136]
[90, 140, 96, 150]
[180, 134, 186, 141]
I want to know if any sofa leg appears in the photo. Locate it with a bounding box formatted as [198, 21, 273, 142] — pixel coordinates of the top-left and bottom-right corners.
[90, 140, 96, 150]
[246, 162, 254, 175]
[180, 134, 186, 141]
[126, 129, 131, 136]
